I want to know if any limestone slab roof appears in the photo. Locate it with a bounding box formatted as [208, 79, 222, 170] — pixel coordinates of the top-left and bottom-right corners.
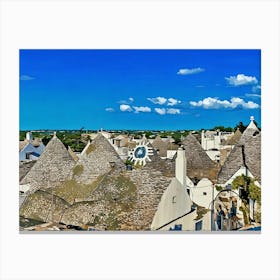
[60, 160, 173, 230]
[225, 129, 242, 145]
[68, 146, 79, 162]
[19, 140, 28, 151]
[70, 133, 126, 184]
[19, 161, 36, 182]
[181, 134, 219, 182]
[20, 135, 76, 190]
[217, 122, 261, 184]
[151, 135, 168, 157]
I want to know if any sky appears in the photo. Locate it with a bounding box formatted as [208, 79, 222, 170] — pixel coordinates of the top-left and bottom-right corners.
[20, 49, 261, 131]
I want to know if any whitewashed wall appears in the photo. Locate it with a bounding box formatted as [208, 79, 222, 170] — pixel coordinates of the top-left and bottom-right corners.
[19, 143, 41, 161]
[190, 178, 214, 209]
[151, 178, 192, 230]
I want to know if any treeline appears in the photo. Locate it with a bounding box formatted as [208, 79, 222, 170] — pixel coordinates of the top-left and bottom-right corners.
[19, 120, 260, 151]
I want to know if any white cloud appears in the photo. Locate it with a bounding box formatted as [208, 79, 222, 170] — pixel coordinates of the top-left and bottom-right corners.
[118, 97, 134, 104]
[20, 75, 35, 81]
[243, 101, 260, 109]
[252, 85, 261, 93]
[155, 108, 166, 115]
[120, 104, 133, 112]
[189, 97, 259, 109]
[167, 98, 181, 106]
[245, 93, 261, 98]
[105, 108, 115, 112]
[147, 97, 181, 106]
[154, 108, 181, 115]
[177, 68, 205, 75]
[167, 108, 181, 114]
[133, 106, 151, 113]
[225, 74, 258, 86]
[147, 97, 167, 105]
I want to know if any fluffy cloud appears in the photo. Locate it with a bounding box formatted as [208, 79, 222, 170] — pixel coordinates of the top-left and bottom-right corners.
[133, 106, 151, 113]
[147, 97, 167, 105]
[252, 85, 261, 93]
[177, 68, 204, 75]
[129, 97, 134, 102]
[120, 104, 133, 112]
[155, 108, 181, 115]
[105, 108, 115, 112]
[20, 75, 35, 81]
[155, 108, 166, 115]
[189, 97, 259, 109]
[167, 98, 181, 106]
[147, 97, 181, 106]
[167, 108, 181, 114]
[225, 74, 258, 86]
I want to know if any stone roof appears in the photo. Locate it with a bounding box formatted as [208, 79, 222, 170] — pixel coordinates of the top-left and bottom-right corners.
[20, 190, 70, 223]
[69, 133, 126, 184]
[225, 129, 242, 145]
[19, 134, 175, 230]
[59, 161, 173, 230]
[19, 161, 36, 182]
[68, 146, 79, 162]
[19, 139, 44, 151]
[151, 136, 178, 157]
[181, 134, 219, 182]
[151, 135, 168, 157]
[217, 120, 261, 184]
[19, 140, 28, 151]
[20, 135, 76, 190]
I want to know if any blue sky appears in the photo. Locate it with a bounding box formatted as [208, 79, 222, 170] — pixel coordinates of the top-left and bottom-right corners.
[20, 49, 261, 130]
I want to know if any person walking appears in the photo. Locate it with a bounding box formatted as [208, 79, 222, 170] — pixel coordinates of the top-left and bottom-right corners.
[217, 205, 225, 230]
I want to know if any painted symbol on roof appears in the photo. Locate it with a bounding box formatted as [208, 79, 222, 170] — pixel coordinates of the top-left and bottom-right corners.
[129, 137, 154, 166]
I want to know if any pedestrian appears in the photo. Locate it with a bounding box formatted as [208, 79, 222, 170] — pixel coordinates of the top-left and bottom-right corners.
[217, 205, 225, 230]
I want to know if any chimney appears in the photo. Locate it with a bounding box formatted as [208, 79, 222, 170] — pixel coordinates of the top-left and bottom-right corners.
[176, 147, 186, 187]
[201, 130, 205, 150]
[26, 131, 33, 142]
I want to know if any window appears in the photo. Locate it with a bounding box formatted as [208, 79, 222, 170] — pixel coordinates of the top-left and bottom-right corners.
[172, 196, 176, 203]
[195, 221, 203, 231]
[25, 152, 31, 160]
[169, 224, 182, 231]
[203, 192, 207, 195]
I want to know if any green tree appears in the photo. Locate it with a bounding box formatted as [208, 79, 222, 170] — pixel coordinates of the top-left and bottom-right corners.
[213, 126, 233, 132]
[234, 122, 246, 133]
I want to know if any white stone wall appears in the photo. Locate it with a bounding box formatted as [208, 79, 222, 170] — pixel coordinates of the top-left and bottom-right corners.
[157, 209, 211, 231]
[19, 143, 41, 161]
[223, 166, 255, 187]
[206, 150, 220, 162]
[19, 184, 31, 193]
[151, 178, 192, 230]
[189, 178, 214, 209]
[167, 150, 177, 159]
[175, 148, 186, 187]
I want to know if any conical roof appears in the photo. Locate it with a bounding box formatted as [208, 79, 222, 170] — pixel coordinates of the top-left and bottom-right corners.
[68, 146, 79, 162]
[61, 161, 173, 230]
[21, 135, 76, 190]
[239, 118, 260, 144]
[217, 127, 261, 184]
[151, 135, 168, 157]
[70, 133, 126, 184]
[181, 134, 219, 182]
[225, 129, 242, 145]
